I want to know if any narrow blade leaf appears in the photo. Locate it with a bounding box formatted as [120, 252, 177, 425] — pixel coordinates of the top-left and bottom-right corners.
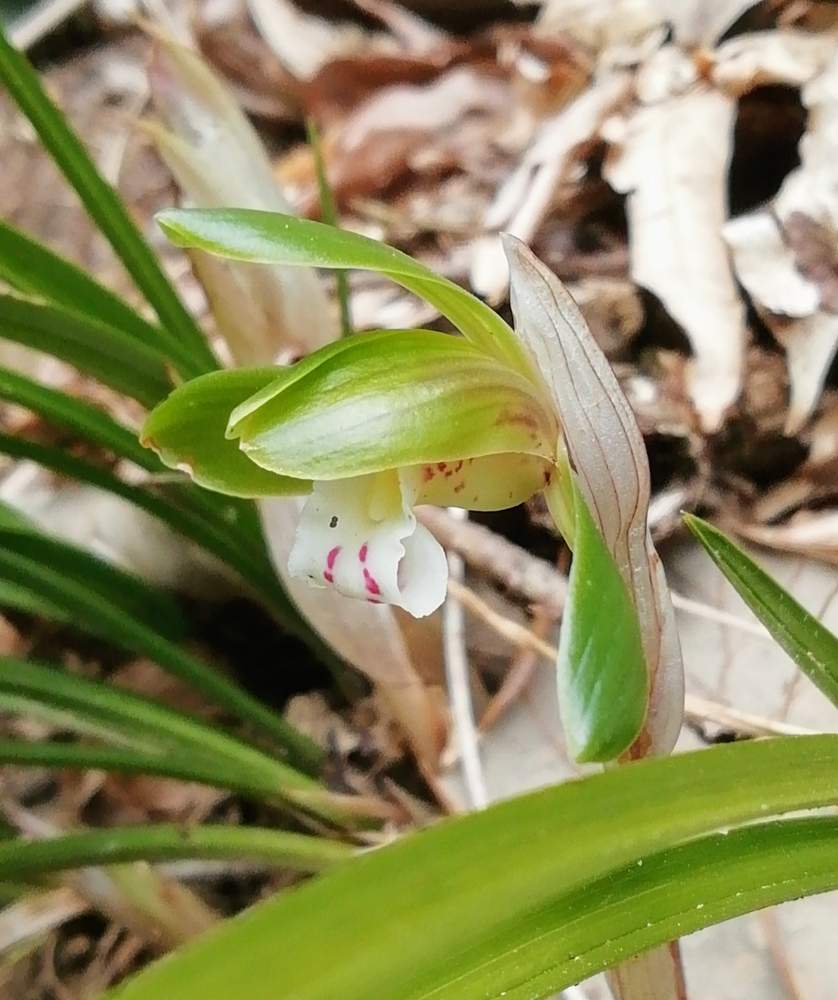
[0, 527, 186, 638]
[685, 514, 838, 706]
[0, 740, 326, 812]
[0, 25, 215, 373]
[559, 480, 648, 762]
[0, 432, 280, 597]
[0, 656, 298, 775]
[0, 220, 176, 355]
[0, 365, 157, 470]
[0, 527, 323, 773]
[0, 824, 352, 881]
[105, 735, 838, 1000]
[0, 294, 172, 406]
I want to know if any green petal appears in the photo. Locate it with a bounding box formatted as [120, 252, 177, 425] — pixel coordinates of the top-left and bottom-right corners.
[229, 330, 556, 481]
[142, 368, 311, 498]
[558, 478, 648, 763]
[156, 208, 536, 378]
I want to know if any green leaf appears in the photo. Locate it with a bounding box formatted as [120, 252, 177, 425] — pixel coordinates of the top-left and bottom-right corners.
[0, 220, 182, 362]
[426, 815, 838, 998]
[156, 209, 533, 376]
[106, 735, 838, 1000]
[229, 330, 554, 481]
[0, 26, 215, 375]
[143, 367, 310, 498]
[0, 824, 352, 882]
[0, 581, 66, 620]
[0, 432, 282, 599]
[0, 658, 365, 823]
[0, 740, 328, 812]
[684, 514, 838, 707]
[0, 365, 157, 470]
[0, 656, 298, 777]
[0, 294, 172, 406]
[558, 480, 648, 762]
[0, 374, 344, 671]
[0, 499, 35, 530]
[0, 526, 186, 638]
[0, 526, 324, 775]
[0, 370, 311, 626]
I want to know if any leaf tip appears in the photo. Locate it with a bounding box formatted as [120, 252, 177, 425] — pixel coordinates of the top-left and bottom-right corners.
[498, 232, 534, 277]
[682, 512, 713, 545]
[155, 209, 191, 246]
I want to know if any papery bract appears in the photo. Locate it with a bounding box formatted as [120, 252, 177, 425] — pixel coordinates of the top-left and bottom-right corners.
[503, 235, 684, 756]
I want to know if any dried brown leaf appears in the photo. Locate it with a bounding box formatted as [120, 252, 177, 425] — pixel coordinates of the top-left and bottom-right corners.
[658, 0, 762, 48]
[605, 47, 746, 431]
[712, 29, 837, 95]
[0, 888, 88, 954]
[504, 237, 684, 755]
[725, 51, 838, 431]
[470, 70, 631, 302]
[147, 35, 337, 363]
[350, 0, 451, 54]
[535, 0, 664, 54]
[736, 508, 838, 563]
[247, 0, 377, 81]
[724, 211, 819, 317]
[773, 312, 838, 434]
[785, 211, 838, 312]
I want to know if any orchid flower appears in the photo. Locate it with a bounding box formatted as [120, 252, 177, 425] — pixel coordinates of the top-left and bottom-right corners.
[145, 327, 557, 617]
[144, 210, 684, 762]
[143, 35, 448, 772]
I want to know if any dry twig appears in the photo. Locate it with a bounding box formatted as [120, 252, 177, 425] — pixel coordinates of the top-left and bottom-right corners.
[442, 510, 487, 810]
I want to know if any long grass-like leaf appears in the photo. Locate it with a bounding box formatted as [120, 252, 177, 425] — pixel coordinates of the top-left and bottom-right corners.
[0, 220, 193, 369]
[0, 657, 302, 775]
[0, 26, 216, 373]
[0, 527, 323, 773]
[0, 363, 262, 549]
[420, 816, 838, 998]
[0, 527, 185, 637]
[685, 514, 838, 706]
[105, 736, 838, 1000]
[0, 824, 352, 881]
[0, 295, 172, 406]
[0, 365, 155, 470]
[0, 365, 327, 646]
[0, 740, 316, 809]
[0, 433, 282, 597]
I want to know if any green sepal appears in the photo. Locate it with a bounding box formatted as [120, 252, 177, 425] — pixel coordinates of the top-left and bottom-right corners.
[142, 368, 311, 498]
[229, 330, 555, 481]
[558, 477, 648, 763]
[156, 208, 536, 378]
